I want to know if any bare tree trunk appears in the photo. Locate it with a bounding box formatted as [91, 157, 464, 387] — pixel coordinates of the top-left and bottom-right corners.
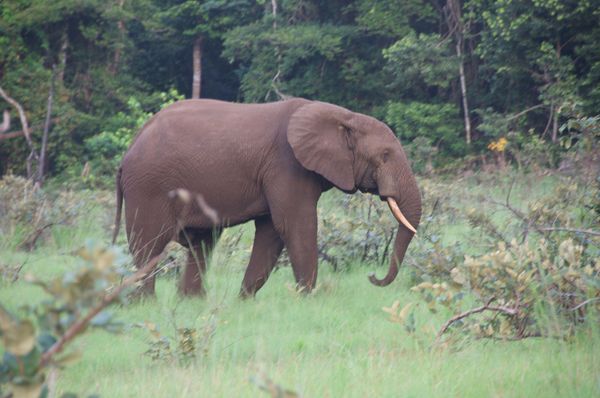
[456, 38, 472, 144]
[111, 0, 126, 75]
[551, 105, 559, 143]
[192, 36, 204, 99]
[0, 86, 39, 179]
[269, 0, 286, 100]
[37, 67, 56, 186]
[271, 0, 278, 29]
[446, 0, 472, 145]
[57, 27, 69, 84]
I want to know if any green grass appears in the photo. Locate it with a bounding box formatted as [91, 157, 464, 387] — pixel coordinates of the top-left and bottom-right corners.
[1, 172, 599, 397]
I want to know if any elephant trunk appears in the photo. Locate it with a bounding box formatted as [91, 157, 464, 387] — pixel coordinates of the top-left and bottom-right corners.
[369, 180, 421, 287]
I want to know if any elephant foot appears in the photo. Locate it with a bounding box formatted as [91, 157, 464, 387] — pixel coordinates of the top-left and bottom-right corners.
[295, 283, 314, 295]
[127, 286, 157, 303]
[179, 279, 206, 297]
[239, 288, 256, 300]
[179, 287, 206, 298]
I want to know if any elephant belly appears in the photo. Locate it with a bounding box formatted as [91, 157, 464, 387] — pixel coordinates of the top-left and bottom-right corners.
[169, 181, 270, 229]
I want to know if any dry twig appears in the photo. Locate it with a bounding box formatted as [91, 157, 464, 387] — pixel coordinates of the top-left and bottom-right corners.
[435, 297, 518, 344]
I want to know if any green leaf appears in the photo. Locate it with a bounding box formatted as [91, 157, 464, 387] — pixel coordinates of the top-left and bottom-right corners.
[3, 320, 36, 356]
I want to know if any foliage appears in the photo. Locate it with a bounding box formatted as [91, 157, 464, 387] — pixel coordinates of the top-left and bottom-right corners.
[0, 242, 130, 397]
[315, 193, 397, 272]
[137, 310, 217, 366]
[81, 89, 183, 186]
[0, 175, 83, 250]
[386, 101, 465, 158]
[559, 113, 600, 173]
[2, 0, 600, 177]
[402, 136, 438, 175]
[383, 32, 457, 94]
[386, 175, 600, 343]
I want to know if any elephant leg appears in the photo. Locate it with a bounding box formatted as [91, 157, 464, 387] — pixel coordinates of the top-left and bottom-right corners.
[240, 216, 284, 298]
[179, 229, 220, 297]
[274, 206, 319, 293]
[129, 225, 173, 297]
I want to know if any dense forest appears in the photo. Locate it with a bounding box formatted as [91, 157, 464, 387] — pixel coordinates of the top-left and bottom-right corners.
[1, 0, 599, 183]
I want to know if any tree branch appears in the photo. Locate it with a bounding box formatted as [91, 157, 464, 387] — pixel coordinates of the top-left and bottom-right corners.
[536, 227, 600, 237]
[1, 109, 9, 132]
[435, 297, 519, 343]
[569, 297, 600, 311]
[506, 104, 546, 121]
[0, 130, 25, 140]
[0, 86, 35, 150]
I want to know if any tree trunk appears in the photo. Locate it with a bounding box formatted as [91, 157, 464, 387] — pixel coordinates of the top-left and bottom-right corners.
[57, 27, 69, 84]
[192, 36, 204, 99]
[110, 0, 126, 75]
[37, 67, 56, 186]
[456, 38, 472, 145]
[446, 0, 472, 145]
[551, 105, 559, 143]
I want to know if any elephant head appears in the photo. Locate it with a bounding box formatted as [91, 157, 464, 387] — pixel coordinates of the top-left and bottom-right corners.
[288, 101, 422, 286]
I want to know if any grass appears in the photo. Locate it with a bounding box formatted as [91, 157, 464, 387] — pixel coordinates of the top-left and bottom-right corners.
[1, 171, 599, 397]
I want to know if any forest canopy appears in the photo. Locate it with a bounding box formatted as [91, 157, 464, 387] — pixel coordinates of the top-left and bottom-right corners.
[1, 0, 599, 183]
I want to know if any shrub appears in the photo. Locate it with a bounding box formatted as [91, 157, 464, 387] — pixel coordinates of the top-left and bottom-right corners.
[316, 193, 397, 271]
[385, 175, 600, 343]
[386, 101, 465, 158]
[0, 175, 82, 250]
[0, 242, 150, 397]
[80, 89, 183, 187]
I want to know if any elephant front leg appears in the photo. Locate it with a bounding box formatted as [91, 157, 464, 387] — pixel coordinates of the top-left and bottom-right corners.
[240, 216, 284, 298]
[275, 207, 319, 294]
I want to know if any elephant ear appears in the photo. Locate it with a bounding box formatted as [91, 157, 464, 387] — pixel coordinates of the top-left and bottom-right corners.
[287, 102, 356, 191]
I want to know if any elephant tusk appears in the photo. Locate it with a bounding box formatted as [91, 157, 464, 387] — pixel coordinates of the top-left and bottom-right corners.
[386, 197, 417, 234]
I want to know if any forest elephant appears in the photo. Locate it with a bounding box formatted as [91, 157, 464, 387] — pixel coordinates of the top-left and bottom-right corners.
[112, 98, 422, 298]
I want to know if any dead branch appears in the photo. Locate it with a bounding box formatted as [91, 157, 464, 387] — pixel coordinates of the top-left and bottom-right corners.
[18, 223, 56, 251]
[10, 260, 28, 283]
[569, 297, 600, 311]
[435, 297, 519, 344]
[506, 104, 546, 121]
[1, 109, 9, 132]
[0, 130, 25, 140]
[0, 85, 40, 179]
[39, 253, 164, 368]
[0, 86, 35, 150]
[536, 227, 600, 237]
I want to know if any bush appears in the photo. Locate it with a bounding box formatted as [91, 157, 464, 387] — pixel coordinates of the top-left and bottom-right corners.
[316, 193, 397, 271]
[0, 175, 83, 250]
[386, 101, 465, 158]
[0, 242, 136, 397]
[78, 89, 183, 187]
[385, 174, 600, 343]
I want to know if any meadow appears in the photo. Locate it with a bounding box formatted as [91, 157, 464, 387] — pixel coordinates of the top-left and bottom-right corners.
[1, 170, 598, 397]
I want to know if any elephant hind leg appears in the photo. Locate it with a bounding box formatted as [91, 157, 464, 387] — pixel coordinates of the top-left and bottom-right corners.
[240, 216, 284, 298]
[129, 224, 174, 297]
[179, 228, 220, 297]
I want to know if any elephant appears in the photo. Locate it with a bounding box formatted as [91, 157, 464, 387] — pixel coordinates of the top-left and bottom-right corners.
[112, 98, 422, 297]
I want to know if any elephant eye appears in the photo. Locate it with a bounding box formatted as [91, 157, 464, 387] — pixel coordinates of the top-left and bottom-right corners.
[382, 150, 390, 163]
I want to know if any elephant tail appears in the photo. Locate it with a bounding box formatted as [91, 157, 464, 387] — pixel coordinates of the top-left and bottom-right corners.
[112, 167, 123, 245]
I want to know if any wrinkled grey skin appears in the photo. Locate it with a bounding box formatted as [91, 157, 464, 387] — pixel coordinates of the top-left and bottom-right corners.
[113, 98, 421, 297]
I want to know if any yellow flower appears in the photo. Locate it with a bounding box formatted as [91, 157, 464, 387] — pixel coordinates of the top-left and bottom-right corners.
[488, 137, 508, 152]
